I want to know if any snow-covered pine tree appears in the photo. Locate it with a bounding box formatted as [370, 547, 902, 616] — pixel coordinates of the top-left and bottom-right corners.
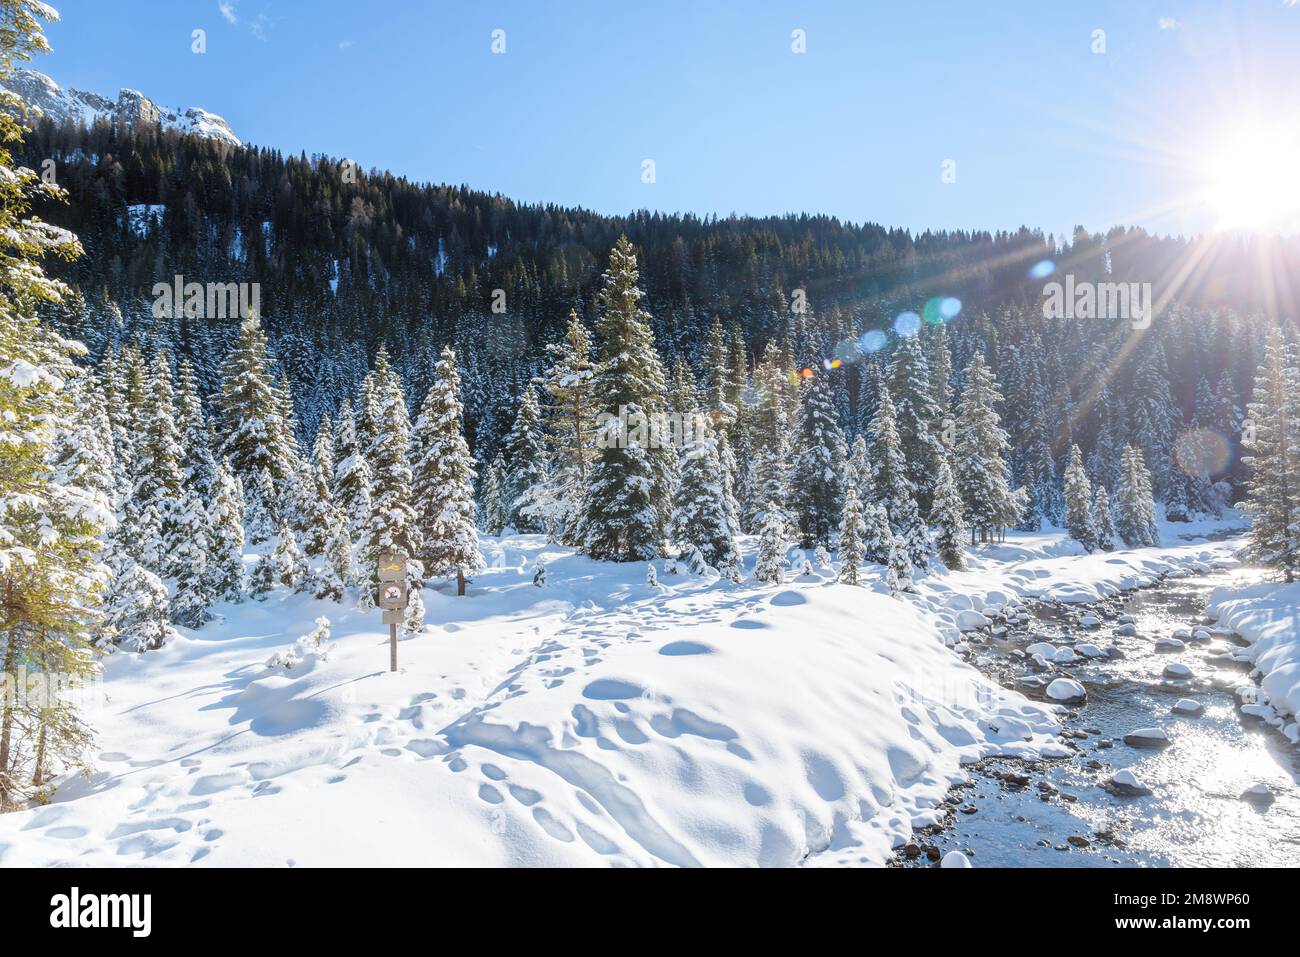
[1242, 329, 1300, 580]
[403, 585, 426, 634]
[744, 340, 792, 532]
[869, 383, 929, 565]
[302, 415, 337, 556]
[577, 236, 675, 561]
[1115, 445, 1160, 548]
[249, 552, 277, 599]
[930, 453, 966, 570]
[0, 2, 112, 803]
[671, 415, 740, 569]
[1093, 484, 1116, 551]
[332, 398, 373, 544]
[1063, 444, 1097, 550]
[788, 374, 846, 548]
[886, 332, 944, 511]
[837, 486, 865, 585]
[169, 483, 215, 627]
[753, 504, 786, 584]
[208, 458, 246, 601]
[215, 314, 293, 490]
[1129, 346, 1177, 499]
[503, 385, 548, 533]
[244, 466, 278, 546]
[273, 523, 309, 591]
[101, 561, 175, 653]
[480, 454, 508, 535]
[411, 346, 484, 594]
[314, 515, 353, 602]
[539, 310, 596, 542]
[363, 347, 419, 568]
[954, 352, 1021, 543]
[134, 351, 186, 575]
[847, 433, 871, 498]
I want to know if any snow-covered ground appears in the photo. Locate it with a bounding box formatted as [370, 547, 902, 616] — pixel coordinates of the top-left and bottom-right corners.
[1207, 579, 1300, 744]
[0, 522, 1254, 867]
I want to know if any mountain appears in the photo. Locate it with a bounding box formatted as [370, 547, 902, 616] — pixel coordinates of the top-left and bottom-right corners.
[0, 68, 239, 146]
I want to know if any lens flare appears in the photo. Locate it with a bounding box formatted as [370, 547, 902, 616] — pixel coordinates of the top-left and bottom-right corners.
[894, 312, 921, 338]
[1029, 259, 1055, 279]
[939, 296, 961, 320]
[1174, 428, 1232, 478]
[860, 329, 887, 353]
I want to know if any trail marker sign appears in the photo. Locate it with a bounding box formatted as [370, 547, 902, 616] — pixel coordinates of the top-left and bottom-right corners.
[377, 552, 409, 671]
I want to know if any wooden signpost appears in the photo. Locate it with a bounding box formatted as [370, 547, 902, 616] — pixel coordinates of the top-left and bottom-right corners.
[377, 552, 408, 672]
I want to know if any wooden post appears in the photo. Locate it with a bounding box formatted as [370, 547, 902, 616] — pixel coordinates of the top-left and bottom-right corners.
[457, 568, 466, 596]
[390, 622, 397, 672]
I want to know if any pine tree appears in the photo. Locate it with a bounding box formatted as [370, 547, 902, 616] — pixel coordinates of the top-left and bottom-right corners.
[363, 347, 419, 567]
[332, 398, 373, 544]
[273, 524, 309, 591]
[170, 483, 215, 626]
[672, 417, 740, 569]
[869, 384, 929, 565]
[744, 340, 792, 532]
[244, 466, 277, 546]
[1093, 484, 1116, 551]
[101, 561, 175, 653]
[215, 314, 293, 489]
[847, 434, 871, 498]
[1242, 329, 1300, 580]
[887, 332, 944, 510]
[837, 486, 865, 585]
[1063, 444, 1097, 550]
[301, 416, 337, 556]
[0, 3, 110, 804]
[403, 585, 426, 634]
[954, 353, 1021, 543]
[315, 518, 354, 601]
[539, 310, 596, 542]
[133, 351, 186, 575]
[930, 454, 967, 570]
[1116, 445, 1160, 548]
[208, 458, 246, 601]
[411, 346, 484, 593]
[788, 375, 846, 548]
[480, 454, 509, 535]
[753, 505, 786, 584]
[503, 385, 548, 533]
[577, 236, 674, 561]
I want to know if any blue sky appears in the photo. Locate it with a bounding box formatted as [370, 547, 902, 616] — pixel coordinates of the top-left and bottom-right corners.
[36, 0, 1300, 239]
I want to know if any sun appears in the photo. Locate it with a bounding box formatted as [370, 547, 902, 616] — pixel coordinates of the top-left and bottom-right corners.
[1200, 124, 1300, 233]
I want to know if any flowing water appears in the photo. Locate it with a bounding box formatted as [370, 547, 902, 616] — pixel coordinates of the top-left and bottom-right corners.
[900, 567, 1300, 867]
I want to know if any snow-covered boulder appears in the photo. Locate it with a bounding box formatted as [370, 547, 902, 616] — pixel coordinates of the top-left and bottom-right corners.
[1052, 646, 1077, 664]
[1123, 727, 1171, 748]
[1172, 627, 1191, 640]
[1155, 636, 1185, 651]
[1106, 768, 1152, 797]
[1026, 641, 1057, 657]
[1115, 622, 1138, 637]
[1046, 678, 1087, 705]
[1076, 643, 1105, 658]
[1171, 698, 1204, 717]
[1163, 662, 1193, 679]
[1240, 783, 1274, 805]
[944, 593, 974, 611]
[941, 849, 972, 868]
[1191, 628, 1213, 642]
[1079, 614, 1102, 628]
[1117, 614, 1137, 625]
[956, 609, 991, 632]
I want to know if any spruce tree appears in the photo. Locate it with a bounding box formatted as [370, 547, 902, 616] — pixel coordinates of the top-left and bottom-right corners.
[1093, 484, 1116, 551]
[332, 398, 373, 544]
[753, 505, 786, 584]
[1242, 329, 1300, 579]
[577, 236, 674, 561]
[1116, 445, 1160, 548]
[788, 375, 846, 548]
[134, 352, 186, 575]
[170, 483, 215, 626]
[672, 417, 740, 569]
[208, 458, 246, 601]
[930, 453, 967, 570]
[886, 333, 944, 511]
[837, 486, 865, 585]
[410, 346, 484, 593]
[954, 353, 1021, 543]
[363, 348, 419, 567]
[744, 340, 792, 532]
[315, 519, 354, 601]
[869, 384, 929, 565]
[503, 385, 548, 533]
[539, 310, 596, 542]
[215, 314, 292, 489]
[101, 561, 175, 653]
[1063, 444, 1097, 550]
[273, 523, 309, 591]
[480, 454, 509, 535]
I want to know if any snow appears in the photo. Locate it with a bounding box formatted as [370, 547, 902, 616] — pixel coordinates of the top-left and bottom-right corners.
[0, 525, 1253, 866]
[1162, 662, 1193, 679]
[1207, 579, 1300, 735]
[1045, 677, 1086, 704]
[126, 204, 164, 237]
[1172, 698, 1204, 716]
[940, 849, 972, 868]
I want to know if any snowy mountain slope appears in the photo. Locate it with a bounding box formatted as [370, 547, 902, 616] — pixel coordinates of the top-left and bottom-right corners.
[0, 527, 1247, 868]
[0, 69, 239, 145]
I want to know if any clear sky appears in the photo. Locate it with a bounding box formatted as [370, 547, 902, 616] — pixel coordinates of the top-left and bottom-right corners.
[34, 0, 1300, 239]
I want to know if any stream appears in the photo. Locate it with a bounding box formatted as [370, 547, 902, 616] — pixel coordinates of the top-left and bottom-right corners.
[898, 565, 1300, 867]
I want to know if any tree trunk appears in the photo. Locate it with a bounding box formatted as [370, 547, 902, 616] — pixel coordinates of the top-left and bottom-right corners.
[456, 568, 466, 596]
